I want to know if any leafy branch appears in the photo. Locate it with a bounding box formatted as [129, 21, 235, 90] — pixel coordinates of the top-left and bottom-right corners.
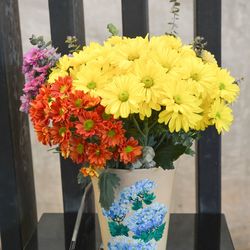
[192, 36, 207, 57]
[65, 36, 81, 53]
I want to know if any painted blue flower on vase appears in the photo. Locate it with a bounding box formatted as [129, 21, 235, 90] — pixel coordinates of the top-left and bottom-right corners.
[102, 179, 168, 249]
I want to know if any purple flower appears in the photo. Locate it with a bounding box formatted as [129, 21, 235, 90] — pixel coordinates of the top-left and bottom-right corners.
[20, 44, 60, 113]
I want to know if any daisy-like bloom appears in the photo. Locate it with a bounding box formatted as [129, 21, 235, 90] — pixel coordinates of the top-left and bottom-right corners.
[80, 167, 99, 178]
[212, 68, 240, 103]
[87, 144, 112, 167]
[201, 50, 218, 65]
[151, 47, 181, 76]
[101, 120, 126, 147]
[110, 36, 149, 70]
[48, 68, 68, 84]
[99, 75, 144, 118]
[50, 123, 71, 145]
[50, 76, 72, 98]
[120, 137, 142, 164]
[49, 98, 69, 123]
[68, 90, 100, 116]
[149, 35, 182, 50]
[179, 57, 216, 97]
[133, 59, 166, 103]
[75, 110, 101, 138]
[34, 123, 51, 146]
[60, 140, 70, 159]
[69, 138, 86, 164]
[73, 65, 107, 96]
[208, 99, 233, 133]
[158, 80, 203, 132]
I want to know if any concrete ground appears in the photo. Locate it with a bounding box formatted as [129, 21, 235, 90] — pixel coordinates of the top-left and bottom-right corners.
[6, 0, 248, 249]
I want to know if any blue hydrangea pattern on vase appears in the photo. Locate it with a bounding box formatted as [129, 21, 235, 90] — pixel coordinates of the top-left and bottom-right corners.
[108, 236, 157, 250]
[102, 179, 168, 249]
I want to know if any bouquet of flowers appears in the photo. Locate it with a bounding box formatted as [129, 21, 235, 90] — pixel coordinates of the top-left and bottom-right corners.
[20, 30, 239, 209]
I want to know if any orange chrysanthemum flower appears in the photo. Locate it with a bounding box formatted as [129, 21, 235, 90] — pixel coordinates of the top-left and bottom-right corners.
[34, 123, 51, 146]
[120, 137, 142, 164]
[68, 90, 100, 116]
[69, 138, 87, 164]
[101, 120, 126, 147]
[50, 76, 72, 98]
[75, 111, 101, 138]
[80, 167, 99, 177]
[50, 98, 69, 123]
[50, 123, 71, 145]
[87, 143, 112, 167]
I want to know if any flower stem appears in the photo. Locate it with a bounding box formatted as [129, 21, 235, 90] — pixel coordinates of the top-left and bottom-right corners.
[133, 115, 146, 139]
[154, 133, 167, 150]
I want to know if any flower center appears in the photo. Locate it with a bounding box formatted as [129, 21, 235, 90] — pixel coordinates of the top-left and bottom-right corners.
[87, 81, 96, 89]
[75, 98, 82, 107]
[119, 91, 129, 102]
[107, 129, 116, 137]
[95, 149, 101, 156]
[128, 53, 139, 61]
[83, 119, 94, 131]
[216, 112, 221, 119]
[60, 85, 66, 93]
[59, 108, 64, 115]
[125, 145, 133, 153]
[142, 76, 154, 88]
[191, 73, 200, 81]
[174, 95, 182, 104]
[219, 82, 225, 90]
[76, 143, 84, 154]
[59, 127, 66, 136]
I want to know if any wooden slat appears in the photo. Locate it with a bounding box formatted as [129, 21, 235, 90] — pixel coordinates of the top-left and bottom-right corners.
[194, 0, 222, 214]
[0, 0, 37, 249]
[122, 0, 149, 37]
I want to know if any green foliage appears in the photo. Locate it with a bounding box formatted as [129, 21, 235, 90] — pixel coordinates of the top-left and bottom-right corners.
[107, 23, 119, 36]
[98, 171, 120, 210]
[133, 222, 166, 242]
[132, 199, 143, 210]
[29, 34, 51, 49]
[77, 172, 91, 189]
[108, 221, 129, 237]
[153, 223, 166, 241]
[143, 192, 156, 205]
[192, 36, 207, 57]
[65, 36, 81, 53]
[154, 143, 186, 169]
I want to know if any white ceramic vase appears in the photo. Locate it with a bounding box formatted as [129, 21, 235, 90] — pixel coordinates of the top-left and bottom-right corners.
[92, 168, 175, 250]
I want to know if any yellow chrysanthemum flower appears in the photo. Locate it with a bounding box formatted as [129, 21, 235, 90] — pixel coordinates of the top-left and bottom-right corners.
[99, 75, 144, 118]
[73, 66, 107, 96]
[212, 68, 240, 103]
[159, 80, 202, 132]
[149, 35, 182, 50]
[201, 50, 218, 65]
[110, 36, 149, 70]
[209, 99, 233, 133]
[179, 57, 216, 97]
[48, 68, 68, 83]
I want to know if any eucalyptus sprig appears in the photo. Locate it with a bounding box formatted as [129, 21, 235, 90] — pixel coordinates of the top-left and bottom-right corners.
[29, 34, 51, 49]
[65, 36, 81, 53]
[107, 23, 119, 36]
[168, 0, 181, 35]
[192, 36, 207, 57]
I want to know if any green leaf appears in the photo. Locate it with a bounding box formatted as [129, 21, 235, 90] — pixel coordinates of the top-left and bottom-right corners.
[98, 171, 120, 210]
[133, 231, 154, 243]
[143, 192, 156, 205]
[132, 199, 143, 210]
[154, 143, 186, 169]
[154, 223, 166, 241]
[77, 172, 90, 189]
[107, 23, 119, 36]
[108, 221, 129, 237]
